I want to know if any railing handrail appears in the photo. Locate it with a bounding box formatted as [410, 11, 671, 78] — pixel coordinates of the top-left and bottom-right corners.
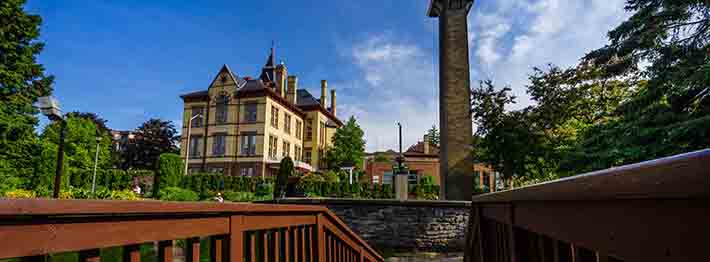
[0, 198, 384, 262]
[472, 149, 710, 202]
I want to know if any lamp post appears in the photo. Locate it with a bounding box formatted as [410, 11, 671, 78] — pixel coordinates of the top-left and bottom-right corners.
[183, 114, 203, 176]
[37, 96, 65, 199]
[91, 136, 102, 195]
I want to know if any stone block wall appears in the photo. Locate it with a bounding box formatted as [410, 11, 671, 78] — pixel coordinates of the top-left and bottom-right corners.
[267, 199, 470, 252]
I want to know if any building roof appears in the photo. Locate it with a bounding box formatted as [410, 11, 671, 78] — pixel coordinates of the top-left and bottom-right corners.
[180, 90, 209, 99]
[406, 141, 439, 155]
[296, 89, 320, 106]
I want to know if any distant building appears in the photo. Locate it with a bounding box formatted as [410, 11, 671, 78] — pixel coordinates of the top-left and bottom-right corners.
[364, 135, 502, 192]
[110, 130, 136, 153]
[179, 47, 342, 177]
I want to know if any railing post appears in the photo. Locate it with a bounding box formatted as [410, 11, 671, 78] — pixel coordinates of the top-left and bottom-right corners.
[230, 215, 243, 262]
[358, 247, 364, 262]
[20, 255, 46, 262]
[317, 214, 326, 262]
[187, 237, 200, 262]
[211, 236, 229, 262]
[123, 244, 141, 262]
[301, 226, 307, 262]
[508, 203, 517, 262]
[158, 241, 173, 262]
[285, 228, 291, 262]
[79, 249, 100, 262]
[275, 229, 280, 262]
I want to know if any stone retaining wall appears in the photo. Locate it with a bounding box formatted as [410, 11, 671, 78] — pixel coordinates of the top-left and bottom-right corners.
[266, 198, 470, 252]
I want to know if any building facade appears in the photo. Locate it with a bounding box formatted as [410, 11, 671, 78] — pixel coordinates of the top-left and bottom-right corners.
[179, 48, 342, 177]
[364, 135, 502, 192]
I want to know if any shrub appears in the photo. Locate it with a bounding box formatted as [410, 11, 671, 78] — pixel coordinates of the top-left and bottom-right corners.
[223, 191, 256, 202]
[155, 153, 183, 194]
[110, 190, 140, 200]
[255, 183, 273, 198]
[275, 157, 294, 199]
[4, 189, 36, 198]
[322, 170, 339, 183]
[159, 187, 199, 201]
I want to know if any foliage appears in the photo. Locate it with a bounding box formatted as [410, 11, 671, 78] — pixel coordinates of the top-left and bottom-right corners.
[66, 111, 110, 135]
[275, 156, 294, 198]
[296, 180, 394, 199]
[3, 189, 36, 198]
[325, 116, 366, 169]
[322, 170, 340, 183]
[155, 153, 183, 194]
[38, 116, 113, 189]
[255, 182, 274, 198]
[426, 125, 440, 147]
[0, 0, 54, 171]
[222, 191, 257, 202]
[373, 152, 390, 163]
[119, 119, 180, 170]
[159, 187, 199, 201]
[412, 184, 439, 200]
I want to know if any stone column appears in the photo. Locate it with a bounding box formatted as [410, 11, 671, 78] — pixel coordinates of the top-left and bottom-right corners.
[428, 0, 474, 200]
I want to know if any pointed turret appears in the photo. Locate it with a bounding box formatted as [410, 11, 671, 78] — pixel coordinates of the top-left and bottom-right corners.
[259, 46, 276, 82]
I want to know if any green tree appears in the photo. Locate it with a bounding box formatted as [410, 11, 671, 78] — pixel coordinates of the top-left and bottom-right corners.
[37, 116, 112, 190]
[274, 156, 294, 198]
[569, 0, 710, 172]
[426, 125, 440, 147]
[325, 116, 365, 169]
[122, 119, 179, 169]
[0, 0, 54, 170]
[66, 111, 110, 135]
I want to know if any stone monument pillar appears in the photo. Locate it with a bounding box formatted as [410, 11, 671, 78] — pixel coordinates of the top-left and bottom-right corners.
[427, 0, 474, 200]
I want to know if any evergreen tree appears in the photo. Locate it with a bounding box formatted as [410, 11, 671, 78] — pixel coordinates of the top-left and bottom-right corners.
[325, 116, 366, 169]
[426, 125, 440, 147]
[0, 0, 54, 169]
[275, 156, 294, 198]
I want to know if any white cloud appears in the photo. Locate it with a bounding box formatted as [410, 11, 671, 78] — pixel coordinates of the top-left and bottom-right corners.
[336, 35, 438, 152]
[469, 0, 629, 109]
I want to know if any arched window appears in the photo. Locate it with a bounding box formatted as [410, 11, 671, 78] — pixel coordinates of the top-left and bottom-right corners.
[215, 95, 229, 124]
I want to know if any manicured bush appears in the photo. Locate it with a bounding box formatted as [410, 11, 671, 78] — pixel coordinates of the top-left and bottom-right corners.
[154, 153, 183, 196]
[159, 187, 199, 201]
[223, 191, 256, 202]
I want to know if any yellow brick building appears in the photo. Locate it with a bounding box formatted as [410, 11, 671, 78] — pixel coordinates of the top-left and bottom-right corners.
[179, 48, 341, 177]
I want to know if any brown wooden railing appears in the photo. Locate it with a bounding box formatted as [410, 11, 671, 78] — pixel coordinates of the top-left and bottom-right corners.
[464, 149, 710, 262]
[0, 199, 383, 262]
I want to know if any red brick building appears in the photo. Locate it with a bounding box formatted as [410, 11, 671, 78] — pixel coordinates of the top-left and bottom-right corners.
[364, 135, 502, 192]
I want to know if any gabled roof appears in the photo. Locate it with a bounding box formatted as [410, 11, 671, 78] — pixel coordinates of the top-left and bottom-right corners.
[180, 90, 209, 99]
[296, 89, 320, 106]
[406, 141, 439, 157]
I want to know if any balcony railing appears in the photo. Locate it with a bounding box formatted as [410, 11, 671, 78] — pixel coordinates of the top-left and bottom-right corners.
[464, 149, 710, 262]
[0, 199, 383, 262]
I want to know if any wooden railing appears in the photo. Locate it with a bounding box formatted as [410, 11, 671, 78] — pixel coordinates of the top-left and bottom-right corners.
[464, 149, 710, 262]
[0, 199, 383, 262]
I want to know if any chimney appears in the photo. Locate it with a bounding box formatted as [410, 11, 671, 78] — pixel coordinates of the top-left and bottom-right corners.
[330, 89, 337, 116]
[320, 80, 327, 108]
[275, 63, 287, 97]
[423, 135, 430, 154]
[287, 75, 298, 104]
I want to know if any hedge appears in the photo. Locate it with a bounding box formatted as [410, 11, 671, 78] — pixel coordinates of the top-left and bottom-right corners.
[67, 169, 154, 191]
[296, 180, 395, 199]
[180, 173, 274, 200]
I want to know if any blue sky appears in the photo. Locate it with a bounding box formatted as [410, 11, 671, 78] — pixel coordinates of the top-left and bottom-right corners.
[26, 0, 628, 152]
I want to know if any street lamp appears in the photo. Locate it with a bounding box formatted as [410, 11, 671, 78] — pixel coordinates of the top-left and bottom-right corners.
[91, 136, 102, 195]
[37, 96, 66, 199]
[183, 114, 203, 176]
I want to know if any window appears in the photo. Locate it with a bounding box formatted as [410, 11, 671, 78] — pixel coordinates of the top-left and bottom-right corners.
[240, 167, 254, 177]
[244, 103, 257, 122]
[191, 106, 204, 127]
[241, 132, 256, 156]
[304, 150, 312, 164]
[319, 121, 326, 144]
[208, 167, 224, 174]
[383, 171, 394, 185]
[294, 145, 301, 162]
[283, 141, 290, 157]
[215, 95, 229, 124]
[284, 114, 291, 134]
[212, 134, 226, 156]
[408, 170, 418, 187]
[268, 136, 278, 159]
[189, 136, 202, 157]
[295, 120, 302, 139]
[305, 118, 313, 140]
[373, 176, 380, 184]
[270, 106, 279, 128]
[318, 148, 325, 168]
